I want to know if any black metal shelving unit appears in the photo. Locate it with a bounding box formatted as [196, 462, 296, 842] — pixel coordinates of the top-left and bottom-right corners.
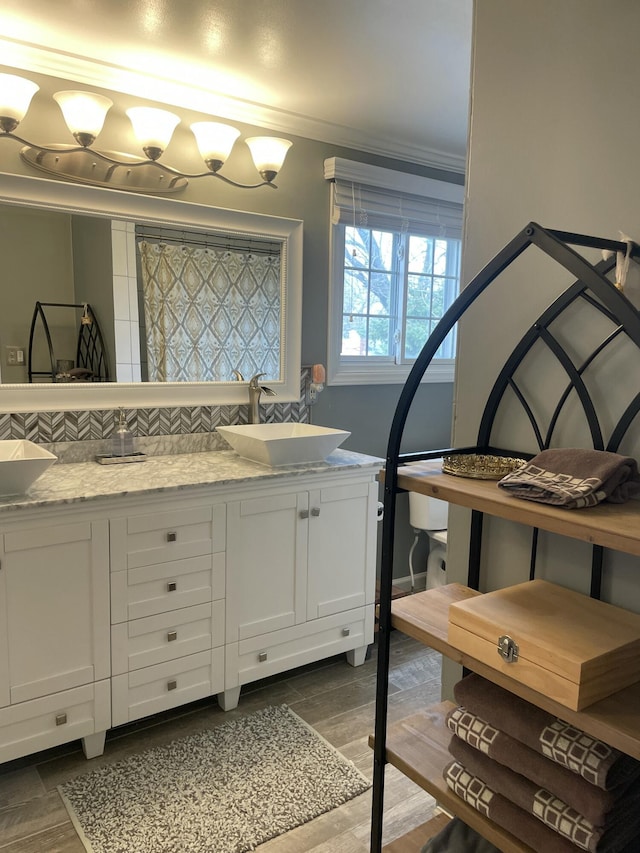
[28, 301, 110, 382]
[370, 222, 640, 852]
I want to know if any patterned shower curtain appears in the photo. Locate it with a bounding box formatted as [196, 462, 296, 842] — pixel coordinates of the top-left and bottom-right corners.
[137, 240, 281, 382]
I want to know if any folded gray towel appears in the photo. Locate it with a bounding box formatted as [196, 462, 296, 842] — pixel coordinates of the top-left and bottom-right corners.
[444, 760, 582, 853]
[444, 759, 640, 853]
[454, 674, 640, 791]
[497, 448, 640, 508]
[448, 734, 640, 850]
[446, 705, 628, 825]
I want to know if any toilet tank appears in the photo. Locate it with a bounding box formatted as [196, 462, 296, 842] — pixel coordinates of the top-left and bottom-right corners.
[409, 493, 448, 531]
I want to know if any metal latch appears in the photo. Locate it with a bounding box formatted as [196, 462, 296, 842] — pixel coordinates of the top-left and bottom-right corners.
[497, 634, 519, 663]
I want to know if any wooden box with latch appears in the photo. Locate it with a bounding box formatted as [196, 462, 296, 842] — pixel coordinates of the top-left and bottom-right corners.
[447, 579, 640, 711]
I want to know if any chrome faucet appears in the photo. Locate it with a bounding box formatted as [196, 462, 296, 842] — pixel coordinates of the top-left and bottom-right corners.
[248, 373, 276, 423]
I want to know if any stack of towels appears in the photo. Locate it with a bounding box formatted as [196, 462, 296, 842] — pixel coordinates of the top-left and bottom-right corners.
[443, 673, 640, 852]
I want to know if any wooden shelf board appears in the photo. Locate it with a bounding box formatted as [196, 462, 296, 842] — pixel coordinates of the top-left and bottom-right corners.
[371, 702, 536, 853]
[382, 812, 450, 852]
[387, 460, 640, 557]
[391, 585, 640, 760]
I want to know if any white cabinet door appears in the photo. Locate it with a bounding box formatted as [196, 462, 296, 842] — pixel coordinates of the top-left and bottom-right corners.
[226, 491, 308, 643]
[0, 520, 110, 706]
[306, 481, 378, 620]
[226, 476, 378, 637]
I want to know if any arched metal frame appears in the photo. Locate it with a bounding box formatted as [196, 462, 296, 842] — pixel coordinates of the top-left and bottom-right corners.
[370, 223, 640, 852]
[28, 301, 110, 383]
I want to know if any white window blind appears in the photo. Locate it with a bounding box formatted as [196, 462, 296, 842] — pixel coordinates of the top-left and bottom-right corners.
[324, 157, 464, 237]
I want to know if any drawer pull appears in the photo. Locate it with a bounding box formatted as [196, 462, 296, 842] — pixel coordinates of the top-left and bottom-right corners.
[258, 651, 268, 662]
[167, 680, 177, 691]
[497, 634, 519, 663]
[166, 532, 177, 542]
[55, 713, 67, 726]
[167, 581, 177, 592]
[342, 627, 351, 637]
[299, 509, 309, 519]
[167, 630, 178, 642]
[311, 507, 321, 517]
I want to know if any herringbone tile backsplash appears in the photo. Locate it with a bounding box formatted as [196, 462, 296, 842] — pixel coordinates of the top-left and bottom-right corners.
[0, 370, 311, 444]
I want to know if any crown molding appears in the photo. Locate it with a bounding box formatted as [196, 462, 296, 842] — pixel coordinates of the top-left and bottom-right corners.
[324, 157, 465, 199]
[0, 37, 466, 174]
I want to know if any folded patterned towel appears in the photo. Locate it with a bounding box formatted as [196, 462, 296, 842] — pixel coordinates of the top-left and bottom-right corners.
[446, 705, 626, 825]
[444, 760, 639, 853]
[444, 759, 584, 853]
[497, 448, 640, 508]
[448, 735, 640, 851]
[454, 674, 640, 790]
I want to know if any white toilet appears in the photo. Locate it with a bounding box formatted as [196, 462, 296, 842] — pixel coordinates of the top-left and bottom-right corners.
[408, 493, 448, 591]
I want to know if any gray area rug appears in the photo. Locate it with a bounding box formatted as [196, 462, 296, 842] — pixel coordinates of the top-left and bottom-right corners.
[59, 704, 371, 853]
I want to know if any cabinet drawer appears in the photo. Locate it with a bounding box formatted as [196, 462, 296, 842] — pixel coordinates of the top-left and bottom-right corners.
[111, 552, 225, 622]
[112, 648, 224, 726]
[110, 505, 225, 572]
[111, 601, 225, 675]
[0, 680, 111, 765]
[225, 607, 373, 688]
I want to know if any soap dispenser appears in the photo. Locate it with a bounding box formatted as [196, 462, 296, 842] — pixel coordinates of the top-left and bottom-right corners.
[111, 409, 134, 457]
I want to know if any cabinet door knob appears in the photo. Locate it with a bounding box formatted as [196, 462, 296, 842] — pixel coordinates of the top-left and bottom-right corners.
[299, 509, 309, 519]
[258, 651, 268, 662]
[167, 630, 177, 642]
[167, 581, 177, 592]
[342, 627, 351, 637]
[55, 713, 67, 726]
[311, 507, 321, 517]
[167, 679, 177, 691]
[166, 531, 177, 542]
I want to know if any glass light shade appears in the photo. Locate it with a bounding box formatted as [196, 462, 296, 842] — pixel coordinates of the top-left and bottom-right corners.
[53, 91, 113, 146]
[245, 137, 292, 182]
[0, 74, 39, 132]
[126, 106, 180, 160]
[191, 122, 240, 172]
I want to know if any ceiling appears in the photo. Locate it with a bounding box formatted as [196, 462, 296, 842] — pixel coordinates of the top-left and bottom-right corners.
[0, 0, 472, 173]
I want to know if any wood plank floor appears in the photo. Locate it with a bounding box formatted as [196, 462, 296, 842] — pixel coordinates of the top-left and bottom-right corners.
[0, 632, 442, 852]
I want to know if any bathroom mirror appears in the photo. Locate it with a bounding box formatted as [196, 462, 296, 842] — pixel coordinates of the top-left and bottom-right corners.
[0, 172, 303, 412]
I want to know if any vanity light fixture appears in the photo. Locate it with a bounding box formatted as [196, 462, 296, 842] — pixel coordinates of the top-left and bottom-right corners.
[0, 73, 292, 193]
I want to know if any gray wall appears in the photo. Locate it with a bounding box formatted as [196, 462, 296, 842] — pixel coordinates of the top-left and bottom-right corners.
[0, 205, 78, 382]
[446, 0, 640, 655]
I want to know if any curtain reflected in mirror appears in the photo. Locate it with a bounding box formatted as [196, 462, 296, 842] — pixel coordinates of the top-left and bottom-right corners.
[137, 232, 281, 383]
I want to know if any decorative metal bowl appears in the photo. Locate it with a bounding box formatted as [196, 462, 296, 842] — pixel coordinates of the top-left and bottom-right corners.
[441, 453, 527, 480]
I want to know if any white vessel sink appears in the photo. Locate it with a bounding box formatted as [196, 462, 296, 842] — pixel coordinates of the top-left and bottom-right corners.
[0, 440, 57, 496]
[217, 423, 350, 466]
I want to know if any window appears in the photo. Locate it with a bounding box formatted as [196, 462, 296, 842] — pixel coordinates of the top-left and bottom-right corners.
[325, 158, 464, 385]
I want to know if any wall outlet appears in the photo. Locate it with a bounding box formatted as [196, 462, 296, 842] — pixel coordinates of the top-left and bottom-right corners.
[5, 346, 25, 366]
[305, 379, 324, 405]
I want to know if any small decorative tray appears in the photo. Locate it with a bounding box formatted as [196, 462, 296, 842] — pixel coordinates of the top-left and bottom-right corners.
[442, 453, 527, 480]
[95, 452, 147, 465]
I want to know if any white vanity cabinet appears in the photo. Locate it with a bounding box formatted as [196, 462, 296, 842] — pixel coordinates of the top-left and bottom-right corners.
[109, 500, 226, 725]
[223, 473, 377, 705]
[0, 515, 111, 763]
[0, 448, 381, 764]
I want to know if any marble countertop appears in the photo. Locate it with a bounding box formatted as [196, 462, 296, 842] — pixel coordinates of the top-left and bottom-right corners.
[0, 448, 383, 513]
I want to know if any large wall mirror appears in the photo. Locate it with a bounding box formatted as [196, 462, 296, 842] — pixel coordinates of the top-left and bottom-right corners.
[0, 173, 303, 413]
